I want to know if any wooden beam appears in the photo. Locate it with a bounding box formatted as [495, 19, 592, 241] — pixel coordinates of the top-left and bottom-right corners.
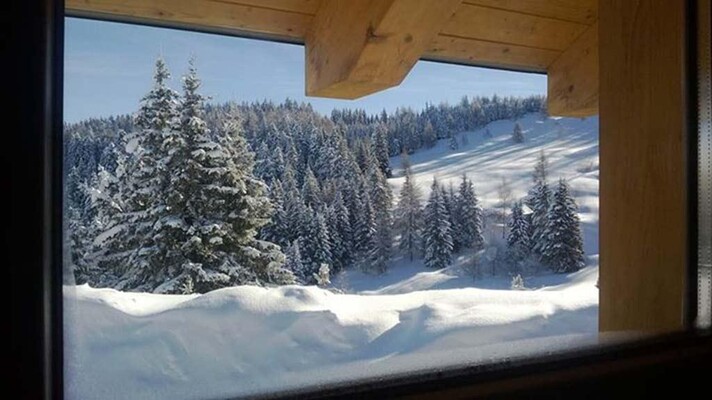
[599, 0, 688, 332]
[425, 35, 559, 73]
[66, 0, 312, 41]
[442, 3, 588, 51]
[305, 0, 462, 99]
[547, 22, 598, 116]
[463, 0, 598, 25]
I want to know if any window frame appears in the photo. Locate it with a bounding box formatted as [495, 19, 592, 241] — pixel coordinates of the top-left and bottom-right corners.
[9, 0, 711, 398]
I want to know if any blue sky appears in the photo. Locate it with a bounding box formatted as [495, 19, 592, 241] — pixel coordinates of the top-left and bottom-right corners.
[64, 18, 547, 123]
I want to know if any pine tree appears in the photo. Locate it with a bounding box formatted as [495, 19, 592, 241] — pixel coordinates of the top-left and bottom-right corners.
[366, 166, 393, 273]
[301, 166, 321, 208]
[298, 208, 332, 284]
[456, 175, 485, 251]
[423, 178, 453, 269]
[351, 176, 376, 261]
[373, 123, 392, 178]
[326, 191, 352, 272]
[448, 133, 459, 150]
[261, 180, 289, 248]
[507, 202, 531, 268]
[512, 122, 524, 143]
[442, 183, 461, 252]
[395, 168, 423, 261]
[541, 179, 585, 273]
[526, 180, 552, 258]
[284, 240, 304, 278]
[97, 58, 181, 292]
[532, 150, 549, 184]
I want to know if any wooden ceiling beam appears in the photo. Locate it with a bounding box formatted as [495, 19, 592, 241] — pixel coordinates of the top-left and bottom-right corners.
[547, 21, 598, 116]
[66, 0, 312, 41]
[305, 0, 462, 99]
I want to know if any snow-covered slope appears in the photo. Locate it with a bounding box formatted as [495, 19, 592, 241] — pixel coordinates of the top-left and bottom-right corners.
[389, 112, 599, 255]
[65, 113, 600, 399]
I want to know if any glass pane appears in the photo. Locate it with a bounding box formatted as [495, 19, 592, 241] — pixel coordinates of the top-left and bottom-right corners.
[63, 18, 600, 399]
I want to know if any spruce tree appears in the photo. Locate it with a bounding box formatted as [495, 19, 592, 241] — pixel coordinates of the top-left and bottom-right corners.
[395, 168, 423, 261]
[261, 180, 289, 248]
[298, 208, 332, 284]
[351, 176, 376, 261]
[366, 166, 393, 273]
[373, 123, 392, 178]
[284, 240, 304, 279]
[541, 179, 585, 273]
[326, 191, 352, 272]
[512, 122, 524, 143]
[532, 150, 549, 184]
[99, 58, 181, 292]
[423, 178, 453, 269]
[507, 202, 531, 267]
[526, 180, 553, 259]
[301, 166, 321, 208]
[456, 175, 485, 251]
[442, 183, 461, 252]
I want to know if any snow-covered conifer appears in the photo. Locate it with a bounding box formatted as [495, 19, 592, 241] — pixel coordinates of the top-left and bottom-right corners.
[456, 175, 485, 251]
[423, 178, 453, 269]
[541, 179, 585, 273]
[507, 201, 531, 267]
[395, 168, 422, 261]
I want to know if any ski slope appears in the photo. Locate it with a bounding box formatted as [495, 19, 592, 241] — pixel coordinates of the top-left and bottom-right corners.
[65, 113, 600, 399]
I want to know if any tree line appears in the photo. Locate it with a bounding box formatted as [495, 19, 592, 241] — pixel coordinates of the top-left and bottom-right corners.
[65, 58, 582, 295]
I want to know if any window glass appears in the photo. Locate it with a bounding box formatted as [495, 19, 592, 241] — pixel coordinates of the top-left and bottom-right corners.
[63, 18, 599, 399]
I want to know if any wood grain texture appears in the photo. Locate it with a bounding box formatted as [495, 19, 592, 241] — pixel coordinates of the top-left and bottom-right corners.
[463, 0, 597, 25]
[425, 35, 559, 72]
[305, 0, 462, 99]
[217, 0, 320, 15]
[599, 0, 688, 332]
[547, 21, 598, 116]
[66, 0, 313, 40]
[441, 3, 588, 51]
[67, 0, 600, 83]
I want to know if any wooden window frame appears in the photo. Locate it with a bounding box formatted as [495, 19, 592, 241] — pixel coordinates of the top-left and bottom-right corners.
[8, 0, 711, 398]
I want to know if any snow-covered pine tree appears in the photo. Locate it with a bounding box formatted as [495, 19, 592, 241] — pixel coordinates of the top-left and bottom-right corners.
[284, 240, 304, 278]
[97, 58, 181, 292]
[298, 207, 332, 284]
[326, 191, 352, 272]
[423, 178, 453, 269]
[400, 150, 412, 172]
[301, 166, 321, 208]
[541, 179, 585, 273]
[525, 180, 552, 259]
[282, 167, 307, 245]
[351, 176, 376, 262]
[422, 121, 437, 148]
[149, 63, 293, 293]
[373, 123, 392, 178]
[366, 166, 393, 273]
[506, 201, 531, 268]
[395, 167, 423, 261]
[448, 133, 459, 150]
[261, 180, 289, 248]
[512, 122, 524, 143]
[456, 175, 485, 251]
[313, 264, 331, 287]
[532, 150, 549, 184]
[442, 182, 462, 252]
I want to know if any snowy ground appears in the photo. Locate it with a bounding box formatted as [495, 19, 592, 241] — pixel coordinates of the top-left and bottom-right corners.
[64, 113, 600, 399]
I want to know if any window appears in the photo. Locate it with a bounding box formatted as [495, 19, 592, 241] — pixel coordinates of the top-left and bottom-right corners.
[61, 18, 604, 399]
[9, 1, 711, 399]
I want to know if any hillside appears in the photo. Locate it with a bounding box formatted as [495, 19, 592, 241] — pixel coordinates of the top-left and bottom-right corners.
[65, 113, 600, 399]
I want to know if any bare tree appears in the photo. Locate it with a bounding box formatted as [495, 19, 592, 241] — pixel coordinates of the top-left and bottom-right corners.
[496, 177, 513, 238]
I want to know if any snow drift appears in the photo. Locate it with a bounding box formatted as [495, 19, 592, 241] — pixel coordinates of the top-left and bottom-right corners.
[65, 265, 598, 399]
